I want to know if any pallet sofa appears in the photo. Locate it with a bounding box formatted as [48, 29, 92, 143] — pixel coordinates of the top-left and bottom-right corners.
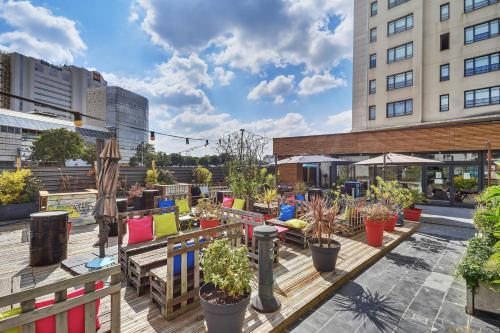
[221, 208, 279, 267]
[154, 193, 198, 230]
[117, 206, 179, 274]
[149, 223, 242, 320]
[266, 200, 310, 248]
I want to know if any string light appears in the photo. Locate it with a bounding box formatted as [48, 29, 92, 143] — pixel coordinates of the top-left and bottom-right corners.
[186, 138, 189, 145]
[73, 113, 83, 127]
[150, 131, 155, 141]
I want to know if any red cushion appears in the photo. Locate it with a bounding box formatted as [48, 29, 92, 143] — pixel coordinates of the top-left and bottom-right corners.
[35, 280, 104, 333]
[127, 216, 154, 244]
[222, 197, 235, 208]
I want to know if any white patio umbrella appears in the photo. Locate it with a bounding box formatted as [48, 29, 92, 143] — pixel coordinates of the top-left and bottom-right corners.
[277, 155, 344, 165]
[277, 155, 344, 186]
[353, 153, 442, 180]
[353, 153, 442, 166]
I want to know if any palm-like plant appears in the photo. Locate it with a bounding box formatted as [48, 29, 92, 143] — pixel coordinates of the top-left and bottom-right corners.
[303, 196, 348, 247]
[258, 188, 279, 212]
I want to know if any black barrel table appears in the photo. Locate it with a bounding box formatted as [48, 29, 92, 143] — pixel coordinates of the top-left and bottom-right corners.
[143, 189, 160, 210]
[29, 211, 68, 266]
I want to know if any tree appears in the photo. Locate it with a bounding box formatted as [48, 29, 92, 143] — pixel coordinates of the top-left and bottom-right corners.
[81, 143, 97, 165]
[31, 128, 84, 165]
[169, 153, 184, 166]
[129, 143, 156, 167]
[155, 152, 172, 167]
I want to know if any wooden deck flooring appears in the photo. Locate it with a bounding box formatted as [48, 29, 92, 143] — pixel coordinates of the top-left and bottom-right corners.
[0, 220, 419, 332]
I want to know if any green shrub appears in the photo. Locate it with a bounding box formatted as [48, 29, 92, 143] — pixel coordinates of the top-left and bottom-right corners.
[145, 169, 158, 186]
[454, 175, 478, 191]
[201, 240, 252, 299]
[0, 169, 41, 205]
[456, 236, 496, 290]
[193, 166, 212, 184]
[157, 169, 174, 185]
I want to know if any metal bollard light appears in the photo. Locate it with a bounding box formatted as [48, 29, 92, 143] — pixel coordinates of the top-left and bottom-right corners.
[251, 225, 281, 313]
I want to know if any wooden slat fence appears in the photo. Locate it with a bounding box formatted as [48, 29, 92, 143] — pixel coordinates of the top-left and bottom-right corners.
[0, 265, 121, 333]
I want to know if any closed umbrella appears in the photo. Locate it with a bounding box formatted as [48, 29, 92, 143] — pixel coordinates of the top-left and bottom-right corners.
[91, 138, 121, 266]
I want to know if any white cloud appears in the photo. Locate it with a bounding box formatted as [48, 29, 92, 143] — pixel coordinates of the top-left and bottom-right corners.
[325, 109, 352, 133]
[137, 0, 353, 73]
[247, 75, 294, 104]
[298, 73, 347, 96]
[103, 54, 214, 112]
[0, 1, 86, 64]
[213, 67, 235, 86]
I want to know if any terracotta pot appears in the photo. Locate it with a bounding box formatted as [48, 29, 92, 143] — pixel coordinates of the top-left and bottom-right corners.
[200, 219, 220, 229]
[403, 208, 422, 221]
[364, 218, 385, 247]
[384, 214, 398, 231]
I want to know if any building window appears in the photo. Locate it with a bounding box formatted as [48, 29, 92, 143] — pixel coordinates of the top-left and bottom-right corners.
[440, 64, 450, 81]
[440, 33, 450, 50]
[465, 19, 499, 44]
[388, 0, 410, 9]
[370, 27, 377, 42]
[465, 86, 500, 108]
[440, 3, 450, 21]
[440, 94, 449, 111]
[388, 14, 414, 36]
[369, 80, 376, 94]
[387, 42, 413, 63]
[370, 53, 377, 68]
[387, 70, 413, 90]
[369, 106, 376, 120]
[371, 1, 378, 16]
[465, 52, 500, 76]
[464, 0, 499, 13]
[387, 99, 413, 117]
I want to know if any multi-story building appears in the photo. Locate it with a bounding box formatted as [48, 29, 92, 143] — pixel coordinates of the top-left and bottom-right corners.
[0, 52, 107, 125]
[87, 86, 149, 163]
[352, 0, 500, 131]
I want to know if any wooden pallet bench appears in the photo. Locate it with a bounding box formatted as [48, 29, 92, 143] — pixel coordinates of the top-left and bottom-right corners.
[128, 247, 168, 296]
[154, 193, 198, 230]
[222, 208, 279, 267]
[117, 206, 179, 274]
[149, 223, 242, 320]
[265, 200, 310, 249]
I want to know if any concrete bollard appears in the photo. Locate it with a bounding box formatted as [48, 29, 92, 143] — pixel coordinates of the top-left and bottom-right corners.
[251, 225, 281, 313]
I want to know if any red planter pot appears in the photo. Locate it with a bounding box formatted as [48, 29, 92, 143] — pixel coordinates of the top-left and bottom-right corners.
[263, 214, 277, 221]
[403, 208, 422, 222]
[364, 219, 385, 247]
[200, 219, 220, 229]
[384, 214, 398, 231]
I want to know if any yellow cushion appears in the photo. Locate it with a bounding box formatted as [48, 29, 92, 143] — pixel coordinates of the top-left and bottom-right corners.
[0, 307, 21, 333]
[284, 219, 308, 229]
[176, 199, 190, 214]
[153, 213, 177, 238]
[232, 198, 245, 210]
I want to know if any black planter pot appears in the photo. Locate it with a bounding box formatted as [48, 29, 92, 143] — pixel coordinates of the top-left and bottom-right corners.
[308, 238, 341, 272]
[133, 196, 144, 211]
[200, 283, 250, 333]
[0, 202, 38, 222]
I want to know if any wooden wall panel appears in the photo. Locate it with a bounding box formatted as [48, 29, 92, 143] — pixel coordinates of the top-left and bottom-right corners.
[278, 164, 302, 185]
[274, 122, 500, 157]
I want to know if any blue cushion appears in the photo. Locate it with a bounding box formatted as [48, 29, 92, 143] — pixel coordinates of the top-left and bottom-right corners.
[295, 194, 305, 201]
[279, 204, 296, 221]
[158, 199, 175, 208]
[172, 239, 205, 274]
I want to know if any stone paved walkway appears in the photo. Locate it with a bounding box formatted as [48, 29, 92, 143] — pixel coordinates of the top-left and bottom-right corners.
[287, 224, 500, 333]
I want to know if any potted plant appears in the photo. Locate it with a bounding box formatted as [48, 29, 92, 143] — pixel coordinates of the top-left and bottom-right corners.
[361, 203, 391, 247]
[402, 188, 426, 221]
[200, 240, 252, 333]
[303, 196, 347, 272]
[257, 188, 279, 220]
[128, 183, 145, 211]
[369, 177, 404, 231]
[456, 185, 500, 316]
[196, 198, 222, 229]
[0, 169, 41, 221]
[294, 181, 307, 201]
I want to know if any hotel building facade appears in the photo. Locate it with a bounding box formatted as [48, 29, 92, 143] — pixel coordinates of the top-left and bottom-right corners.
[274, 0, 500, 207]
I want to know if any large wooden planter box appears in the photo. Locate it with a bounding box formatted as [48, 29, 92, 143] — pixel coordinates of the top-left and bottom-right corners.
[0, 202, 38, 221]
[466, 281, 500, 316]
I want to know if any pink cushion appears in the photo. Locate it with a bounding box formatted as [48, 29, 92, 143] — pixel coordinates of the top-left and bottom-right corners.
[127, 216, 154, 245]
[35, 280, 104, 333]
[222, 197, 235, 208]
[275, 226, 289, 234]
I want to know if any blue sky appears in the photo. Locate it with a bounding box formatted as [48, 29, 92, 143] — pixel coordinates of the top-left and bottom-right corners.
[0, 0, 354, 155]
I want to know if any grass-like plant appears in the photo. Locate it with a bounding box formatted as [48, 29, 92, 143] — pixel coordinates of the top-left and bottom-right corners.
[201, 240, 252, 300]
[128, 182, 145, 199]
[257, 188, 279, 212]
[303, 196, 348, 247]
[293, 181, 307, 195]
